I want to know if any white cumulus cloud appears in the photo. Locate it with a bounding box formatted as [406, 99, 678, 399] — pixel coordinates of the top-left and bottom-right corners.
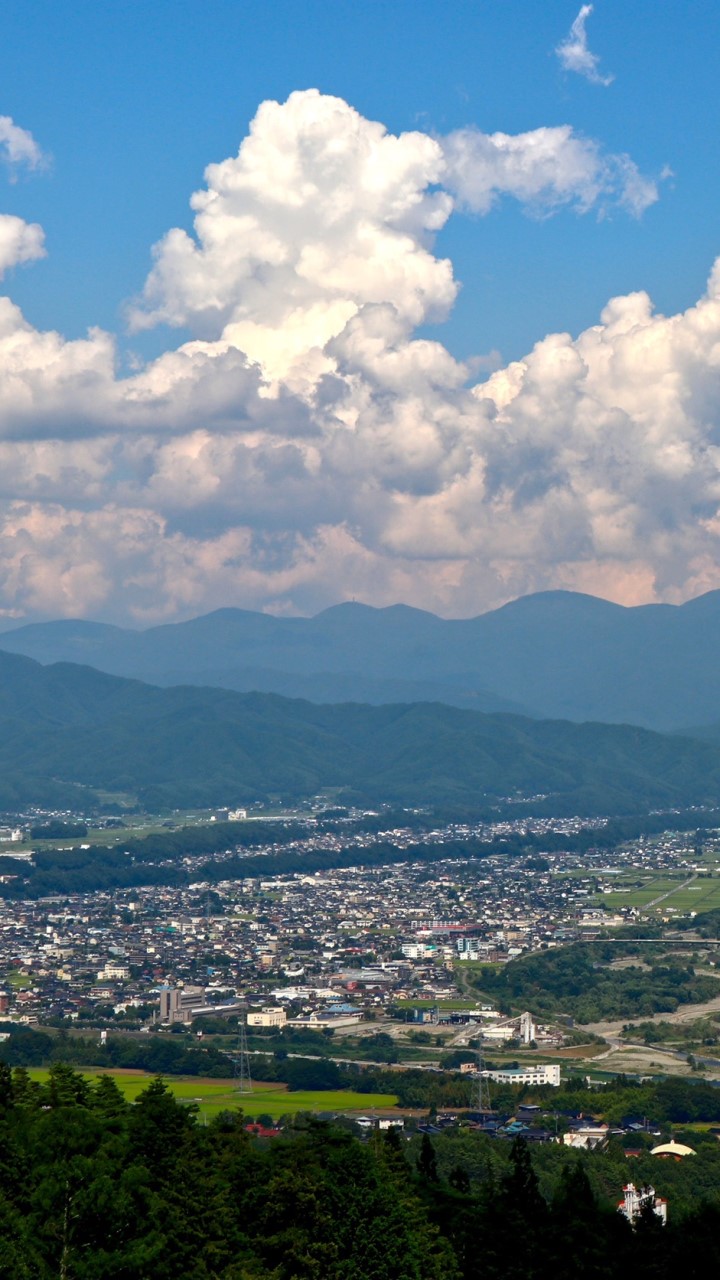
[130, 90, 657, 391]
[556, 4, 614, 86]
[0, 115, 47, 175]
[0, 215, 45, 277]
[0, 90, 710, 625]
[129, 91, 456, 385]
[442, 125, 655, 217]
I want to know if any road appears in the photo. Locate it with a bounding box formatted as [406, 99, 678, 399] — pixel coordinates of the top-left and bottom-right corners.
[643, 873, 698, 910]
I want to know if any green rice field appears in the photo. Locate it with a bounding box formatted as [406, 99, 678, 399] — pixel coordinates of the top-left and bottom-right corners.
[601, 876, 720, 914]
[26, 1069, 398, 1119]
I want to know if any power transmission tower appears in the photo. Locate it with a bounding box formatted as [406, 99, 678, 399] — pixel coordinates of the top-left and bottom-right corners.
[233, 1009, 253, 1094]
[475, 1034, 491, 1115]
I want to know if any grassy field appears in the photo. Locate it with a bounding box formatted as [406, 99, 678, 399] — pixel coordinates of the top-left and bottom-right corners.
[195, 1089, 399, 1119]
[602, 875, 720, 913]
[6, 970, 32, 989]
[18, 808, 242, 853]
[600, 877, 681, 907]
[25, 1069, 398, 1119]
[22, 807, 307, 853]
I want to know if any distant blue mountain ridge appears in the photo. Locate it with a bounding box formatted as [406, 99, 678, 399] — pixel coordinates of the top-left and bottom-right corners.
[1, 588, 719, 733]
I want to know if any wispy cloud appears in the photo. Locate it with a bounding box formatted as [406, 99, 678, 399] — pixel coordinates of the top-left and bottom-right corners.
[556, 4, 614, 86]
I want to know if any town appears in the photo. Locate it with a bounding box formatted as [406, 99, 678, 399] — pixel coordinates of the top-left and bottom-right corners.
[0, 806, 716, 1077]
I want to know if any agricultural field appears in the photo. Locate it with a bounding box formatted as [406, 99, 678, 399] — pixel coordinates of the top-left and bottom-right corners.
[26, 1069, 398, 1119]
[601, 875, 720, 914]
[22, 811, 219, 852]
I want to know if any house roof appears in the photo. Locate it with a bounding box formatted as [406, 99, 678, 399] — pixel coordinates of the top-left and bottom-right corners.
[650, 1139, 696, 1158]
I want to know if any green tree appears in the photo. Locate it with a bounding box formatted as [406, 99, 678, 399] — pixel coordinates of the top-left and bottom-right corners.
[417, 1133, 439, 1183]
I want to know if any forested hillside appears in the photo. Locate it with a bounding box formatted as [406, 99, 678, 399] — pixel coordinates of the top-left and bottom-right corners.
[474, 940, 720, 1023]
[0, 650, 720, 812]
[1, 1064, 720, 1279]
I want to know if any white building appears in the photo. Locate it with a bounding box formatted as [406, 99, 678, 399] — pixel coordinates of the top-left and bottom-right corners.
[562, 1125, 608, 1150]
[287, 1011, 362, 1029]
[482, 1024, 518, 1043]
[247, 1006, 287, 1028]
[481, 1064, 561, 1087]
[99, 963, 130, 981]
[618, 1183, 667, 1225]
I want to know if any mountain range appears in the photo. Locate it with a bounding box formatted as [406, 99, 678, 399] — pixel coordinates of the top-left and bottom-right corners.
[1, 648, 720, 814]
[1, 588, 720, 730]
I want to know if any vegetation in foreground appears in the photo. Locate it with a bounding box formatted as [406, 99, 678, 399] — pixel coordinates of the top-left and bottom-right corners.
[1, 1064, 720, 1277]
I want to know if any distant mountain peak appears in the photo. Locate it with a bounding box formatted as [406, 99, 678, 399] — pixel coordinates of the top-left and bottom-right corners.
[315, 600, 439, 620]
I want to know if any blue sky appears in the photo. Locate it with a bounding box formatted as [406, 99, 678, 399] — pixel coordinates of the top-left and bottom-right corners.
[2, 0, 717, 359]
[0, 1, 719, 622]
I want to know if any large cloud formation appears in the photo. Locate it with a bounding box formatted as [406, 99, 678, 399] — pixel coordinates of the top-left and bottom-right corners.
[0, 90, 717, 622]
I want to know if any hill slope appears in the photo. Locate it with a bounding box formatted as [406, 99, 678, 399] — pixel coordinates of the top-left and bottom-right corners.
[1, 651, 720, 813]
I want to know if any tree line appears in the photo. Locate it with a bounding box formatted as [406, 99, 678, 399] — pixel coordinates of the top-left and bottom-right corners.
[8, 1026, 720, 1124]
